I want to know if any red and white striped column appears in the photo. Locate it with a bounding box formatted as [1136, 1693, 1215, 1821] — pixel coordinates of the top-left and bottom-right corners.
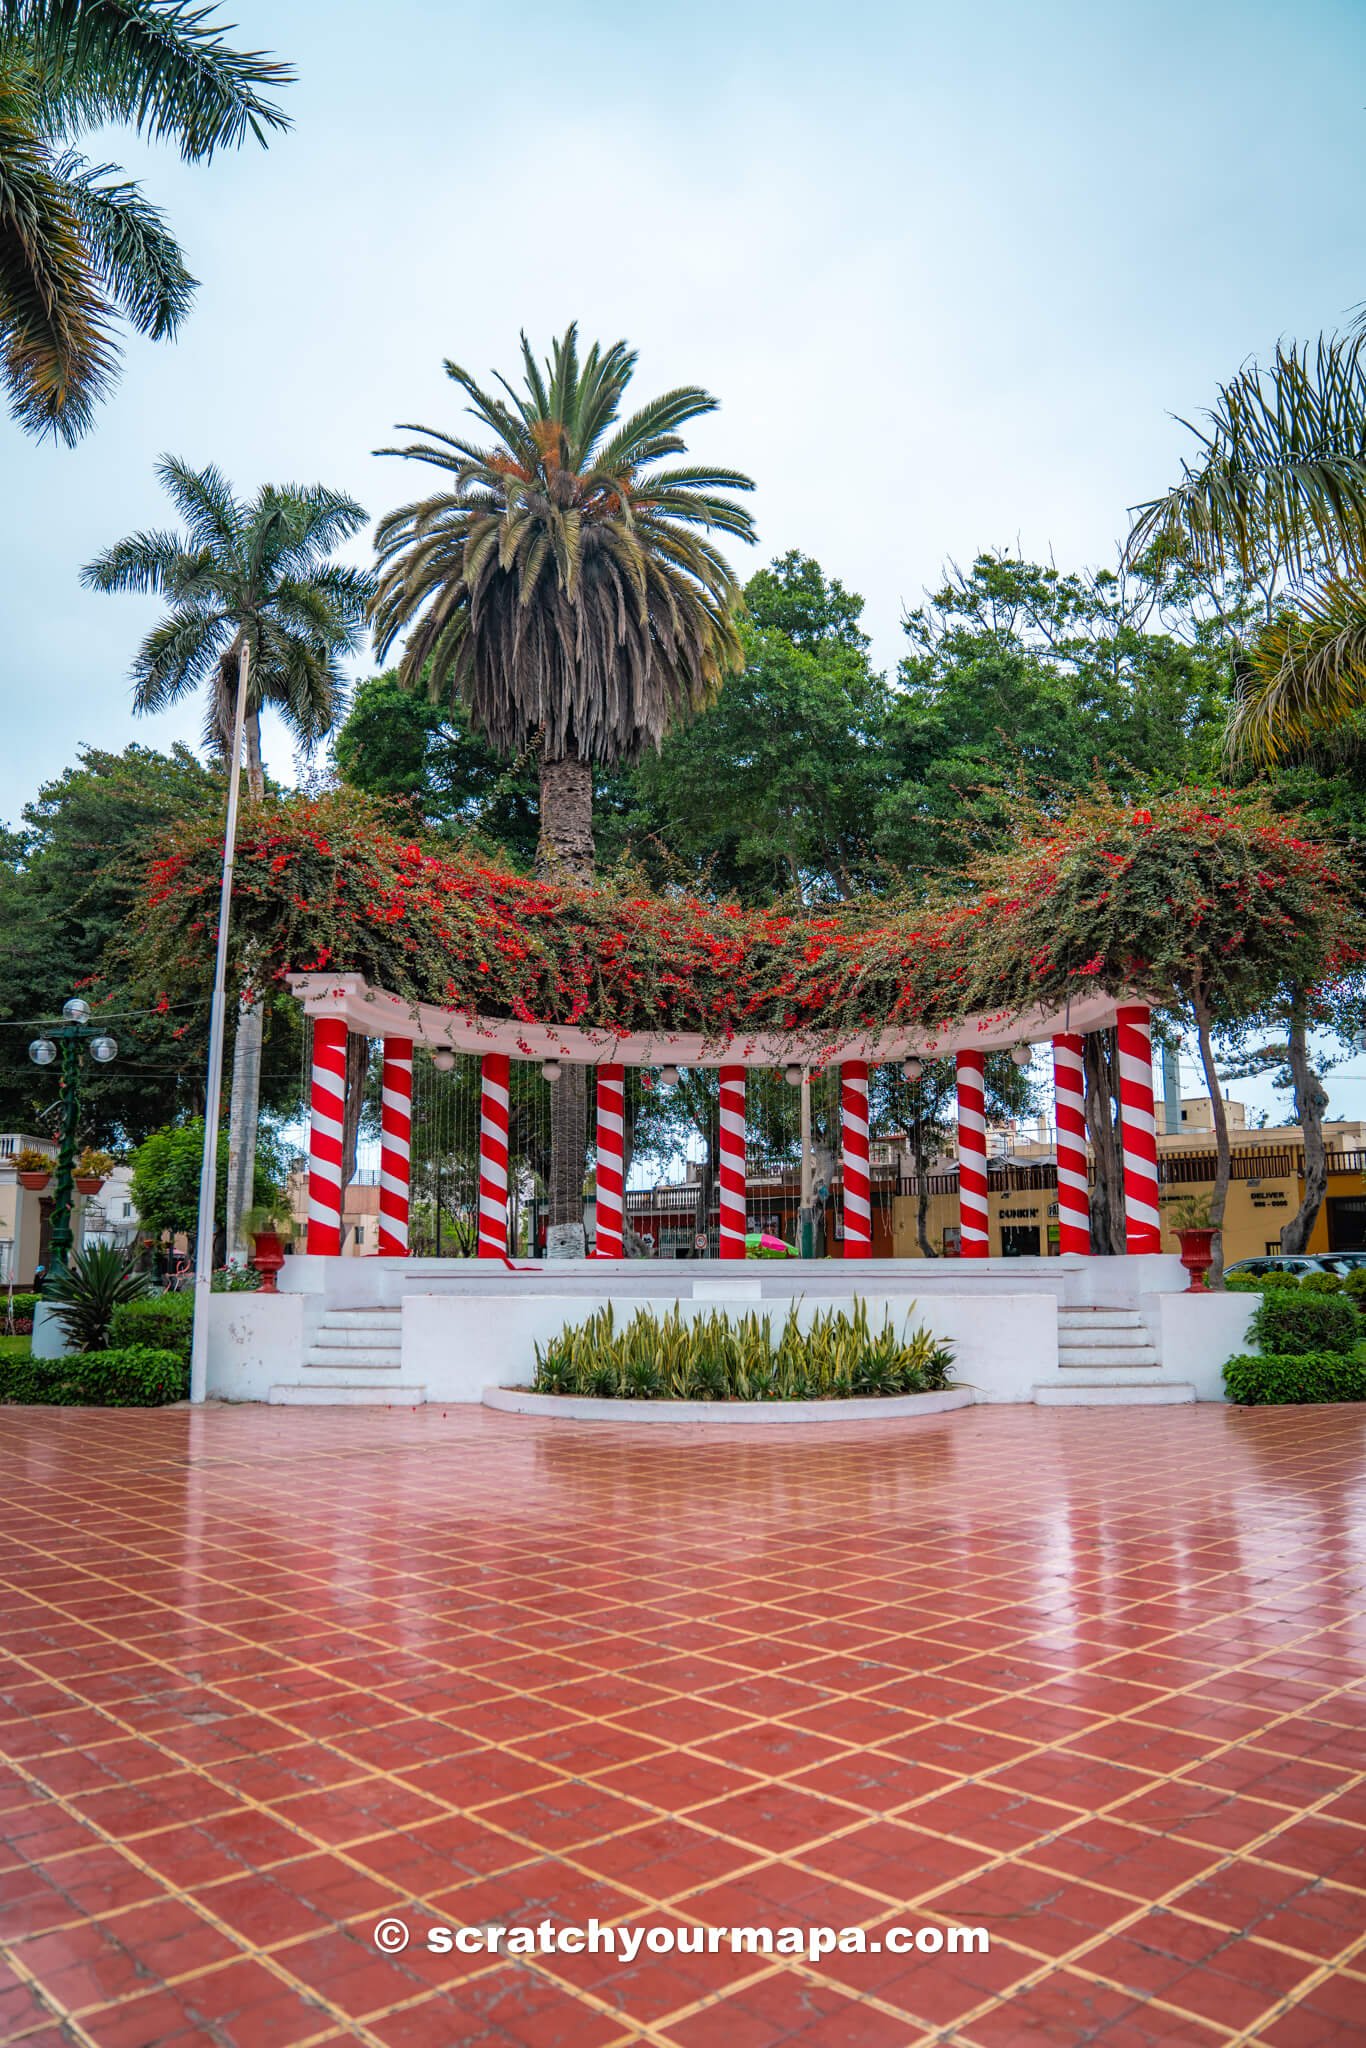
[956, 1048, 990, 1258]
[1052, 1033, 1090, 1256]
[477, 1052, 511, 1258]
[718, 1064, 747, 1259]
[841, 1061, 872, 1258]
[306, 1017, 347, 1256]
[1117, 1004, 1161, 1254]
[376, 1038, 413, 1256]
[594, 1066, 626, 1258]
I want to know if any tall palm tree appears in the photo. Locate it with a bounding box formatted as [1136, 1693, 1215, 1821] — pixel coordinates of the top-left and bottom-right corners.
[0, 0, 290, 442]
[371, 325, 756, 1243]
[83, 457, 371, 1257]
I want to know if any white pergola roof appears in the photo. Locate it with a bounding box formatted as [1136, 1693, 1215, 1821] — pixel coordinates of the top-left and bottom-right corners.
[289, 973, 1128, 1068]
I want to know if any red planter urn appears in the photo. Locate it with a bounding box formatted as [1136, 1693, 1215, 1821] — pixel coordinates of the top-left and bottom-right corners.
[75, 1175, 104, 1197]
[1176, 1227, 1217, 1292]
[251, 1228, 286, 1294]
[17, 1170, 51, 1192]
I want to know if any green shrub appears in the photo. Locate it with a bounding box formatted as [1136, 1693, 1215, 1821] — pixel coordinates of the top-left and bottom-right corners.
[1224, 1351, 1366, 1405]
[1299, 1270, 1344, 1293]
[1344, 1269, 1366, 1300]
[45, 1245, 152, 1352]
[1226, 1269, 1305, 1294]
[1249, 1289, 1360, 1358]
[3, 1292, 39, 1323]
[532, 1301, 954, 1401]
[0, 1346, 187, 1407]
[109, 1295, 193, 1360]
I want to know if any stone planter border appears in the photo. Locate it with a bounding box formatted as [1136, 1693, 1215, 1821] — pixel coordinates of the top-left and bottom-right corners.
[481, 1385, 973, 1425]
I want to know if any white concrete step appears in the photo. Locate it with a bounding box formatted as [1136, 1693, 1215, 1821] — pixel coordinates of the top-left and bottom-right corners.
[1059, 1309, 1144, 1329]
[305, 1327, 401, 1343]
[1060, 1348, 1161, 1369]
[304, 1350, 402, 1371]
[1059, 1324, 1151, 1346]
[315, 1312, 400, 1332]
[270, 1382, 425, 1406]
[1035, 1378, 1195, 1406]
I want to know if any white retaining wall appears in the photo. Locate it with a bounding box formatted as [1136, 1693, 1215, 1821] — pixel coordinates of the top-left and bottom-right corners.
[204, 1253, 1248, 1406]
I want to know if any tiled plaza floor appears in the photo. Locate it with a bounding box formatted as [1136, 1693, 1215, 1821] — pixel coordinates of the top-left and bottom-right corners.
[1, 1403, 1365, 2048]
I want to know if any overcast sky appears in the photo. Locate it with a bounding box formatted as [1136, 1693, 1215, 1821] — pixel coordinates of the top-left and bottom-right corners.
[3, 0, 1364, 826]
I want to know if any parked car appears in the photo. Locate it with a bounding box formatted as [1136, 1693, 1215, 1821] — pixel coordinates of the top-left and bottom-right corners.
[1224, 1255, 1332, 1280]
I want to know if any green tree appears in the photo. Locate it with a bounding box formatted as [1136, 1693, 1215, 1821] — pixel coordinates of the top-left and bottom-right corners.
[130, 1115, 284, 1254]
[83, 459, 371, 1257]
[630, 553, 893, 901]
[879, 553, 1231, 874]
[0, 0, 290, 441]
[334, 672, 543, 863]
[371, 325, 755, 1241]
[0, 743, 254, 1141]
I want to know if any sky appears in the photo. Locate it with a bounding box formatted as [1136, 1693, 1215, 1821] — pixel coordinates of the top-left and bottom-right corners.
[4, 0, 1366, 1118]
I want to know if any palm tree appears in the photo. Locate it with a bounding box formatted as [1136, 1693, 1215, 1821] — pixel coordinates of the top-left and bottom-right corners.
[0, 0, 290, 442]
[1128, 335, 1366, 763]
[83, 457, 371, 1257]
[371, 325, 756, 1243]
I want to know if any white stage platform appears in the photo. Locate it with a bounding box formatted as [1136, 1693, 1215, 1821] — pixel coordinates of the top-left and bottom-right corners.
[206, 1255, 1254, 1409]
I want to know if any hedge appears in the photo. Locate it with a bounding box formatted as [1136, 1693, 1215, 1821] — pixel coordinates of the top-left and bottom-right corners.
[109, 1296, 193, 1360]
[1225, 1270, 1305, 1294]
[3, 1292, 39, 1322]
[0, 1346, 187, 1407]
[1249, 1290, 1360, 1359]
[1224, 1351, 1366, 1406]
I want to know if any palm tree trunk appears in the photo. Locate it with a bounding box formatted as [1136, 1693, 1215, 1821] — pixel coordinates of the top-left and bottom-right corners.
[538, 750, 594, 1250]
[224, 705, 266, 1264]
[1281, 988, 1329, 1254]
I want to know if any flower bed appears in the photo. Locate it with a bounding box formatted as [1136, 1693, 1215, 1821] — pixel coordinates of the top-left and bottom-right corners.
[531, 1302, 955, 1402]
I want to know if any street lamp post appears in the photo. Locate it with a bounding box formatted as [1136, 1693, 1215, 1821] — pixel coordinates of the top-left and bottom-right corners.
[28, 998, 118, 1284]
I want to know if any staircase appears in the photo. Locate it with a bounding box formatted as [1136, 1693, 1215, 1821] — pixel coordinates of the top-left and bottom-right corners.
[269, 1307, 423, 1406]
[1033, 1307, 1195, 1406]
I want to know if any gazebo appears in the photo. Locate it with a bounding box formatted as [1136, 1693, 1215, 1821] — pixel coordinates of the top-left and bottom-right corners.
[290, 974, 1162, 1264]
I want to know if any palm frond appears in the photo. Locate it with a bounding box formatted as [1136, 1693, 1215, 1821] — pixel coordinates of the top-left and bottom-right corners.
[0, 74, 116, 439]
[56, 151, 194, 337]
[153, 453, 240, 551]
[1229, 577, 1366, 762]
[80, 526, 194, 593]
[129, 599, 226, 709]
[3, 0, 293, 160]
[1128, 335, 1366, 579]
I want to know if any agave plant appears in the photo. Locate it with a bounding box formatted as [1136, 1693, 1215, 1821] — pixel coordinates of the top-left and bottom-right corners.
[45, 1243, 151, 1353]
